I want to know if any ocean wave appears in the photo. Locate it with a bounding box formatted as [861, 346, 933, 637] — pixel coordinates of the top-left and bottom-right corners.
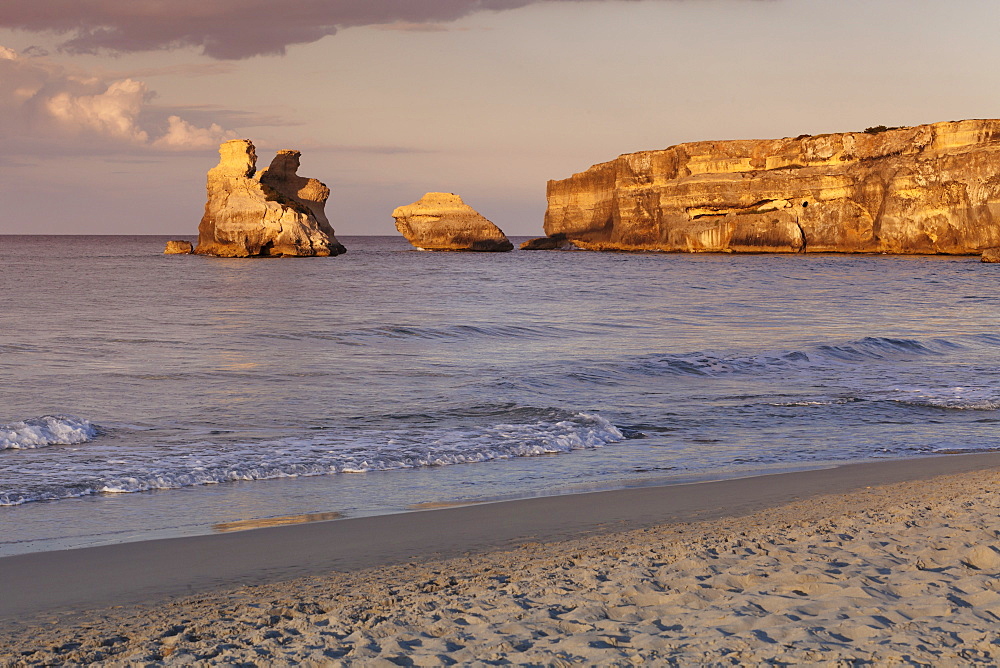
[0, 415, 98, 450]
[814, 337, 945, 361]
[771, 395, 1000, 412]
[0, 343, 42, 354]
[902, 400, 1000, 411]
[0, 412, 632, 506]
[350, 324, 569, 341]
[251, 321, 639, 344]
[768, 398, 860, 407]
[607, 336, 980, 380]
[883, 387, 1000, 411]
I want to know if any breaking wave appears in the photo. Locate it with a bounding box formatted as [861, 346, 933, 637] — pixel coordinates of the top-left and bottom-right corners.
[883, 386, 1000, 412]
[0, 416, 98, 450]
[0, 412, 633, 506]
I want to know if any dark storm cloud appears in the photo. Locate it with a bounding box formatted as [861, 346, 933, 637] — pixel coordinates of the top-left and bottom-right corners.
[0, 0, 657, 59]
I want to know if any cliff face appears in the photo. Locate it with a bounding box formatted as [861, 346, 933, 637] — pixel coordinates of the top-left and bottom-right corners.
[195, 140, 345, 258]
[544, 119, 1000, 254]
[393, 192, 514, 252]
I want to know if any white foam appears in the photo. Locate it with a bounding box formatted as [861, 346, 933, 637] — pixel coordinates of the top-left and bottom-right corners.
[886, 386, 1000, 411]
[0, 412, 627, 505]
[0, 415, 97, 450]
[769, 399, 855, 407]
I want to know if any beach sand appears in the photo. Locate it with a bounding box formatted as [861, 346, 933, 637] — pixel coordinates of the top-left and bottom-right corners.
[3, 454, 1000, 665]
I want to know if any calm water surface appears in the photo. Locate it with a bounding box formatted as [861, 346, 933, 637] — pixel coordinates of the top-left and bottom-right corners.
[2, 235, 999, 555]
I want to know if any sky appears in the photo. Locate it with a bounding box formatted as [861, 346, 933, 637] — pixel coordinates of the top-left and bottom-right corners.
[1, 0, 999, 236]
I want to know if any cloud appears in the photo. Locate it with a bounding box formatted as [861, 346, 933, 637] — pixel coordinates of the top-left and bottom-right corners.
[0, 0, 660, 60]
[45, 78, 151, 144]
[0, 46, 237, 154]
[152, 116, 234, 150]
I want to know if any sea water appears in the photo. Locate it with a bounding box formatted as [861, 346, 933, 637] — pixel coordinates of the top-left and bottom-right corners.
[2, 235, 999, 555]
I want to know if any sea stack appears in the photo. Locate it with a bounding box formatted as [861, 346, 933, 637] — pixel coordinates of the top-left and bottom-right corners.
[164, 240, 193, 254]
[544, 119, 1000, 254]
[392, 192, 514, 252]
[194, 140, 346, 257]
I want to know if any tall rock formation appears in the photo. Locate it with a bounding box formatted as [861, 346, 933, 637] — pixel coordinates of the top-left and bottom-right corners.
[195, 140, 346, 257]
[544, 119, 1000, 254]
[392, 192, 514, 251]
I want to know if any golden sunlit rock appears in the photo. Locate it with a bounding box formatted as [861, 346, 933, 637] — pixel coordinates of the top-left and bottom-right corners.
[163, 240, 193, 254]
[194, 139, 346, 258]
[544, 119, 1000, 254]
[392, 192, 513, 252]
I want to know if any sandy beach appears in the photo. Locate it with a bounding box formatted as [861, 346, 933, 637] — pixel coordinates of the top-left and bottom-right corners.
[6, 2, 1000, 665]
[3, 453, 1000, 665]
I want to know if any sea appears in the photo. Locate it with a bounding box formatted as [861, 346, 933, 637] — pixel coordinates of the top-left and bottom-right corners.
[2, 235, 999, 557]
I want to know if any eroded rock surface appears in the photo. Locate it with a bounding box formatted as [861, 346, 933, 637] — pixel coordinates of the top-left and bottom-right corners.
[544, 119, 1000, 254]
[164, 240, 193, 254]
[520, 233, 576, 250]
[981, 248, 1000, 263]
[392, 192, 513, 252]
[258, 150, 346, 256]
[195, 140, 345, 258]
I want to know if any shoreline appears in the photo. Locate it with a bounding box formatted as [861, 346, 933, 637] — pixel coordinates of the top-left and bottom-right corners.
[4, 452, 1000, 663]
[4, 451, 1000, 624]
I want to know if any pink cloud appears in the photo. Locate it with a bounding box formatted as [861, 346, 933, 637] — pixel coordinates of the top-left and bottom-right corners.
[0, 46, 238, 153]
[0, 0, 658, 60]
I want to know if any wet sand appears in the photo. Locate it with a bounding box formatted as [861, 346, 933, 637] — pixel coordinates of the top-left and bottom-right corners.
[3, 452, 1000, 664]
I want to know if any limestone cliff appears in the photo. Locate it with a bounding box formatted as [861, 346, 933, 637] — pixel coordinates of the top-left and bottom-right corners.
[544, 119, 1000, 254]
[195, 140, 345, 258]
[392, 193, 514, 252]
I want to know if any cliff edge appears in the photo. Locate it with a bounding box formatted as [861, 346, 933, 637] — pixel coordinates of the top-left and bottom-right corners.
[544, 119, 1000, 254]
